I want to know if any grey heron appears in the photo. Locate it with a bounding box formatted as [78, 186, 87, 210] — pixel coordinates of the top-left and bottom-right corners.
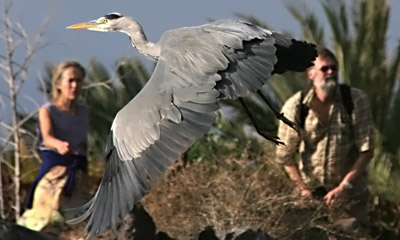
[67, 12, 317, 239]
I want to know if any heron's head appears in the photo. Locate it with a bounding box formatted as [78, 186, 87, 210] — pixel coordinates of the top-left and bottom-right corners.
[67, 13, 125, 32]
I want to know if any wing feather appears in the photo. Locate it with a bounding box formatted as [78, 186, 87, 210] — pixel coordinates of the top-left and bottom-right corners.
[121, 161, 143, 201]
[161, 121, 194, 143]
[154, 140, 181, 162]
[111, 175, 125, 227]
[117, 164, 132, 215]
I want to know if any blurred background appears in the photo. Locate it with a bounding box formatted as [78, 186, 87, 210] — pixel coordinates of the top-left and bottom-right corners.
[1, 0, 399, 239]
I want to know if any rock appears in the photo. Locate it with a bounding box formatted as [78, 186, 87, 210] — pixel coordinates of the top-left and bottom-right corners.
[234, 229, 275, 240]
[157, 231, 174, 240]
[0, 218, 58, 240]
[116, 203, 173, 240]
[197, 226, 219, 240]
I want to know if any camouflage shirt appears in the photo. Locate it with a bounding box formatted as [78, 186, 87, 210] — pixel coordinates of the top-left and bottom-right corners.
[276, 86, 375, 190]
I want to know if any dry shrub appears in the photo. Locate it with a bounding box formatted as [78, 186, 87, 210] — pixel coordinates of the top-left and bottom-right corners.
[141, 146, 372, 240]
[51, 144, 399, 240]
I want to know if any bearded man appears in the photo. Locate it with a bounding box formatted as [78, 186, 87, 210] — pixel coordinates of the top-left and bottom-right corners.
[276, 47, 375, 236]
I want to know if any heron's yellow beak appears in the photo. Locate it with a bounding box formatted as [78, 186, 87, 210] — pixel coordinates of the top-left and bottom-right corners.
[67, 22, 97, 30]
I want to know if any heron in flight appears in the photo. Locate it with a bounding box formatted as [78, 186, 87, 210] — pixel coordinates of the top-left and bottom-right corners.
[67, 12, 317, 239]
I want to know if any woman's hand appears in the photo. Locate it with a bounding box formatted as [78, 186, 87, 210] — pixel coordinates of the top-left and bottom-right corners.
[56, 141, 70, 155]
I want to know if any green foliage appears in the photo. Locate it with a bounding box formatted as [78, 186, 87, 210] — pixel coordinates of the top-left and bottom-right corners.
[368, 132, 400, 201]
[323, 0, 399, 140]
[185, 112, 264, 163]
[286, 3, 325, 45]
[81, 58, 150, 159]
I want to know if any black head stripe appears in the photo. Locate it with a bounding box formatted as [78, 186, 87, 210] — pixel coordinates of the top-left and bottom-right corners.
[104, 13, 123, 20]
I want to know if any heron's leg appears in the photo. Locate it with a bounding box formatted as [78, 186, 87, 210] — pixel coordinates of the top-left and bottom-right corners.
[239, 98, 284, 145]
[256, 90, 299, 133]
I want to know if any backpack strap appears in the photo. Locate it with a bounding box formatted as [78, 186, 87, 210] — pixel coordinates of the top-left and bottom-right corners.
[298, 84, 353, 129]
[299, 88, 310, 129]
[339, 84, 353, 118]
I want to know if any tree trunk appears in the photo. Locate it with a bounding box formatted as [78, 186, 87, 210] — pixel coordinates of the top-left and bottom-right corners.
[0, 153, 4, 218]
[11, 99, 21, 219]
[6, 22, 21, 220]
[1, 3, 47, 222]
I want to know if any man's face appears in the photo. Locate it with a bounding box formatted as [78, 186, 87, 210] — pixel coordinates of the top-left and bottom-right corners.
[308, 57, 338, 94]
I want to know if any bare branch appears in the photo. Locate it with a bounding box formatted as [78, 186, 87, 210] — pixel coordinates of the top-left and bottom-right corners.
[22, 94, 41, 110]
[313, 225, 361, 239]
[20, 166, 40, 181]
[15, 125, 37, 139]
[82, 79, 114, 90]
[0, 54, 25, 71]
[31, 150, 42, 164]
[0, 94, 5, 108]
[0, 91, 37, 112]
[15, 22, 28, 39]
[14, 19, 50, 95]
[0, 91, 10, 100]
[0, 152, 4, 218]
[2, 0, 13, 18]
[0, 134, 16, 148]
[37, 70, 50, 102]
[0, 156, 14, 172]
[0, 108, 38, 155]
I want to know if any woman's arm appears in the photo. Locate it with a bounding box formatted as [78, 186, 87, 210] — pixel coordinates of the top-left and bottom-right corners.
[38, 107, 70, 155]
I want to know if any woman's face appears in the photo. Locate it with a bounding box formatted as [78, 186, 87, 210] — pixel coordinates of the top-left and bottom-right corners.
[57, 67, 84, 100]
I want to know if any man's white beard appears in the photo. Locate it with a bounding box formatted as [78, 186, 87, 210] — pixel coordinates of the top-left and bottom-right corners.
[315, 76, 337, 94]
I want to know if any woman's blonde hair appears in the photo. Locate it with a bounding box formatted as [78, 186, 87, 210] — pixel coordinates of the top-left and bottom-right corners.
[51, 61, 85, 100]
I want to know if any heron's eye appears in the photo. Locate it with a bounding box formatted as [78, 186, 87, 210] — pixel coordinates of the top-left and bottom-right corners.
[98, 18, 108, 24]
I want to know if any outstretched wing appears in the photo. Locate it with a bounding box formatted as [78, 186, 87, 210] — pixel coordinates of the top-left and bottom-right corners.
[68, 19, 316, 239]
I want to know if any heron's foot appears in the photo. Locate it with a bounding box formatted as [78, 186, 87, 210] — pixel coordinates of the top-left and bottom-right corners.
[277, 113, 299, 133]
[258, 130, 285, 145]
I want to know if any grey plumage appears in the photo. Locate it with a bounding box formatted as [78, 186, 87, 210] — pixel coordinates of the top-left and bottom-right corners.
[67, 13, 317, 239]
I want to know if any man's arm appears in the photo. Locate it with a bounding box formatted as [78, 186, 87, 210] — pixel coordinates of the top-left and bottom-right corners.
[276, 92, 310, 196]
[284, 163, 312, 197]
[339, 150, 373, 187]
[324, 150, 373, 205]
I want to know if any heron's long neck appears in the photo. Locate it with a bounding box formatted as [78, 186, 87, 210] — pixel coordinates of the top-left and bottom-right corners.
[121, 18, 161, 59]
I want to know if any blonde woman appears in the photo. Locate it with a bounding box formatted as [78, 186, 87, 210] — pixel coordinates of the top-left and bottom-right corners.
[19, 61, 90, 233]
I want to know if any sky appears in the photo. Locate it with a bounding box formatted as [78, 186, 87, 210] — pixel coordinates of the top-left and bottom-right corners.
[1, 0, 399, 119]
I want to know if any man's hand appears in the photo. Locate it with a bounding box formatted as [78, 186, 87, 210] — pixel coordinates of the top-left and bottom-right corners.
[323, 185, 347, 205]
[300, 187, 312, 197]
[284, 163, 312, 198]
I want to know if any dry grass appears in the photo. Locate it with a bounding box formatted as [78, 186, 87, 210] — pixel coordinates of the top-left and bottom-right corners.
[7, 144, 399, 239]
[141, 148, 375, 240]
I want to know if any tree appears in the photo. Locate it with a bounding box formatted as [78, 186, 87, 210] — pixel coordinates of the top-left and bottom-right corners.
[0, 2, 48, 219]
